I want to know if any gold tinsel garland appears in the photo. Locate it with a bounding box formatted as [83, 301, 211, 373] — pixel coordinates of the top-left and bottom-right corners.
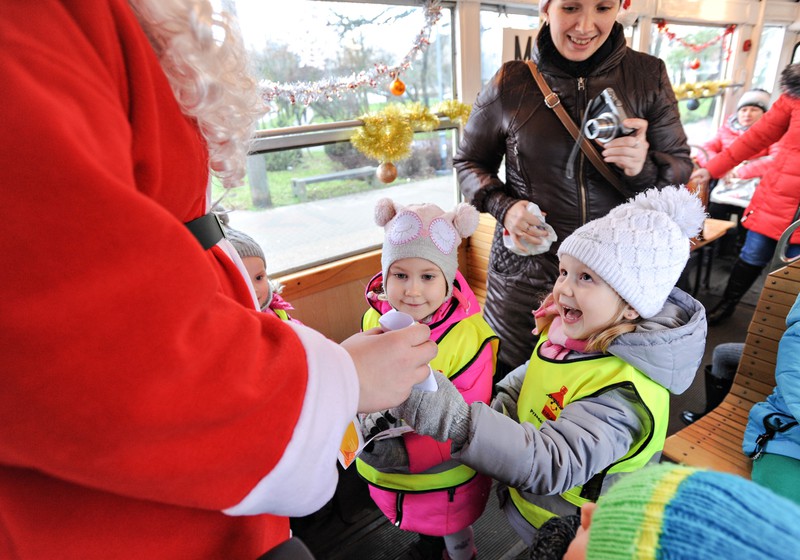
[672, 80, 732, 101]
[436, 99, 472, 125]
[350, 101, 472, 163]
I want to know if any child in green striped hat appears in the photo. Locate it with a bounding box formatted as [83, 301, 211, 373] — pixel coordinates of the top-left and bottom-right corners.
[563, 463, 800, 559]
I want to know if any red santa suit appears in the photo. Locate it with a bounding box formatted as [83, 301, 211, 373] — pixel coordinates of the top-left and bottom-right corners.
[0, 1, 358, 558]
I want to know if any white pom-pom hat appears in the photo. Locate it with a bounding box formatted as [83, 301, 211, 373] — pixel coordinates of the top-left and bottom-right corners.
[376, 198, 479, 299]
[557, 186, 706, 318]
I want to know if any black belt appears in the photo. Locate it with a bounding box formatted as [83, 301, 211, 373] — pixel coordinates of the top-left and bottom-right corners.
[185, 212, 225, 250]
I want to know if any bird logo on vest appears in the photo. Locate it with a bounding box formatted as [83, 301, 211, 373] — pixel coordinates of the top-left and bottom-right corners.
[542, 386, 568, 421]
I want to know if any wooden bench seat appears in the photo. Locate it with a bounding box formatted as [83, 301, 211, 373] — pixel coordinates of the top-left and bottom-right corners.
[662, 258, 800, 478]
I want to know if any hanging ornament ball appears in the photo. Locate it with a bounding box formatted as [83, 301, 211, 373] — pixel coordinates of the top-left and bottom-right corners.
[376, 162, 398, 184]
[689, 58, 701, 70]
[686, 98, 701, 111]
[389, 78, 406, 96]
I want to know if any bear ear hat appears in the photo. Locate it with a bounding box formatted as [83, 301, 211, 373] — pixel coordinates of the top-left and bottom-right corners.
[451, 202, 480, 239]
[375, 197, 403, 227]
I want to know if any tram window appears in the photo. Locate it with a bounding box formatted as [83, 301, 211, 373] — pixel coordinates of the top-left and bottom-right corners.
[479, 8, 539, 84]
[218, 130, 460, 275]
[207, 0, 461, 275]
[650, 23, 732, 146]
[752, 26, 785, 93]
[223, 0, 455, 131]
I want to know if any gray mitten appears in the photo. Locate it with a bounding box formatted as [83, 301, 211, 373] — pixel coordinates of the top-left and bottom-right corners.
[395, 371, 470, 446]
[360, 410, 400, 453]
[358, 436, 409, 471]
[491, 390, 518, 421]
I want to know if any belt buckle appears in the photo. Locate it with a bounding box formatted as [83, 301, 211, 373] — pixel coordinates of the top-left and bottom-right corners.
[544, 92, 560, 108]
[212, 212, 227, 240]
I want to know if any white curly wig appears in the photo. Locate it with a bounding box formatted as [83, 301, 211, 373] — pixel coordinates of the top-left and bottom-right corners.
[129, 0, 265, 187]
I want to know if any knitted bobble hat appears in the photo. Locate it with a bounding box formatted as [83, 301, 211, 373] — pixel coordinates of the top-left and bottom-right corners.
[557, 186, 705, 318]
[737, 89, 771, 112]
[586, 464, 800, 560]
[376, 198, 479, 299]
[224, 227, 265, 265]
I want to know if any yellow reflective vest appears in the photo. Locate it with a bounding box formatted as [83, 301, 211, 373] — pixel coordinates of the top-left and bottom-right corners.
[508, 334, 669, 528]
[356, 308, 498, 493]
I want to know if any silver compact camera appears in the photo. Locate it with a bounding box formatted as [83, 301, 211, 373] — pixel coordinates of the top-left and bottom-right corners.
[583, 87, 634, 143]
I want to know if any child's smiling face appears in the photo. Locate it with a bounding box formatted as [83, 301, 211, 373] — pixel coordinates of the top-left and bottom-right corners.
[385, 257, 448, 322]
[552, 254, 638, 340]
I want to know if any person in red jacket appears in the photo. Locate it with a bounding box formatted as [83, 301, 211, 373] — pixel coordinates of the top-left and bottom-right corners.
[694, 88, 777, 258]
[0, 1, 436, 559]
[691, 64, 800, 325]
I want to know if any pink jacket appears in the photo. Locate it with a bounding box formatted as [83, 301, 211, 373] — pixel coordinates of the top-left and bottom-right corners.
[360, 270, 497, 536]
[696, 115, 778, 179]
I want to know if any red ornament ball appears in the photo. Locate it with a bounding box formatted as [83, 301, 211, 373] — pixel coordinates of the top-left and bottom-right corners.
[689, 58, 701, 70]
[389, 78, 406, 96]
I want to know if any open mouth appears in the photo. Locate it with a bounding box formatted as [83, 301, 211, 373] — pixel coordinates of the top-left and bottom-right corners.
[562, 306, 583, 323]
[569, 36, 594, 47]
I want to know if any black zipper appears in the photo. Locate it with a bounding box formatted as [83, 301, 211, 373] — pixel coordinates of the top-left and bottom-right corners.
[394, 492, 404, 527]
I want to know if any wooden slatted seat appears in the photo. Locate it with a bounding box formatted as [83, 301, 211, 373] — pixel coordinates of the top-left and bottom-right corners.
[662, 257, 800, 477]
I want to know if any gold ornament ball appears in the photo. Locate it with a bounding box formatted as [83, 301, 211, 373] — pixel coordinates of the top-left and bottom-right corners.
[390, 78, 406, 96]
[376, 162, 398, 184]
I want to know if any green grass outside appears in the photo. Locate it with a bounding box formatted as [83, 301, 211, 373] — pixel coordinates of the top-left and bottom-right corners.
[212, 148, 389, 211]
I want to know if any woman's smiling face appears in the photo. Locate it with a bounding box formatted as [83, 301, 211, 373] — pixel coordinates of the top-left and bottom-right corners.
[543, 0, 620, 62]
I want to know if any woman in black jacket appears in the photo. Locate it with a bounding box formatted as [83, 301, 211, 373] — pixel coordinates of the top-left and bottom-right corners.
[456, 0, 692, 375]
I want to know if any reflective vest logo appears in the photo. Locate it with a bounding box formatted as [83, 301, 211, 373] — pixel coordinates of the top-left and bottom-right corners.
[542, 385, 568, 421]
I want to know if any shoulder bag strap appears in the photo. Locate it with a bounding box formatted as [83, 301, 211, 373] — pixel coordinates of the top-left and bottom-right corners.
[526, 61, 627, 196]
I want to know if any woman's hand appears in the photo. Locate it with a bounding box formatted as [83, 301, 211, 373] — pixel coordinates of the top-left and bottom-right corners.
[602, 117, 649, 177]
[690, 167, 712, 190]
[503, 199, 550, 253]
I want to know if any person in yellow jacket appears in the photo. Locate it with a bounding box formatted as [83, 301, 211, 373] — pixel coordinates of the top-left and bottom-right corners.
[394, 187, 708, 547]
[357, 198, 498, 560]
[224, 226, 301, 323]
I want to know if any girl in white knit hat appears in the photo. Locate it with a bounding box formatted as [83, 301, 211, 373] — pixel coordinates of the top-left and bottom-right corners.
[392, 187, 708, 548]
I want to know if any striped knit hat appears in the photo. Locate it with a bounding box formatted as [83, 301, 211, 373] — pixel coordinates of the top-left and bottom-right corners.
[586, 464, 800, 559]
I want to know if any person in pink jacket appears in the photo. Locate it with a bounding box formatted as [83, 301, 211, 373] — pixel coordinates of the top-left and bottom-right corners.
[692, 65, 800, 325]
[356, 199, 499, 560]
[694, 88, 775, 177]
[224, 226, 301, 323]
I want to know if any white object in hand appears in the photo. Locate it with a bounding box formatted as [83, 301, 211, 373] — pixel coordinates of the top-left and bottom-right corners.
[502, 202, 557, 256]
[378, 310, 438, 392]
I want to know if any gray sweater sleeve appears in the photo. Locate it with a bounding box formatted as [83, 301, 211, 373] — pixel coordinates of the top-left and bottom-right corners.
[454, 386, 651, 494]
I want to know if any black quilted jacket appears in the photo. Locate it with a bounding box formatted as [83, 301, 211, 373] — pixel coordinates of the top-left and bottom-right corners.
[455, 23, 692, 367]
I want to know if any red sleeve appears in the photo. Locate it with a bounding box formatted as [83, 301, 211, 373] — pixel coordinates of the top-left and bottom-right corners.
[0, 0, 315, 511]
[707, 95, 792, 179]
[736, 141, 780, 179]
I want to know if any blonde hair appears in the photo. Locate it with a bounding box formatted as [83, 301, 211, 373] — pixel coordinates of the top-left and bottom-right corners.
[128, 0, 265, 187]
[537, 295, 640, 353]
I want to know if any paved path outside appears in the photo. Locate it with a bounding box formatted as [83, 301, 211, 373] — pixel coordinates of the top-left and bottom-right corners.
[227, 174, 458, 274]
